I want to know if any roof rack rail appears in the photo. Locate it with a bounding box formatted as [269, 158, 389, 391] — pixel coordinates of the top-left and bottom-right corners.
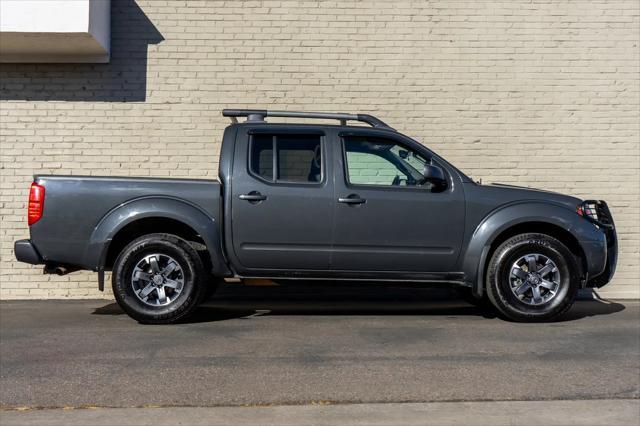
[222, 109, 394, 130]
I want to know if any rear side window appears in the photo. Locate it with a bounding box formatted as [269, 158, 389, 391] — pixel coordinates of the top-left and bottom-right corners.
[250, 134, 322, 184]
[250, 135, 274, 180]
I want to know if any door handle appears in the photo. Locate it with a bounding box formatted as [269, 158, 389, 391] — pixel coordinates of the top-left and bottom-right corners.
[338, 194, 366, 205]
[239, 192, 267, 202]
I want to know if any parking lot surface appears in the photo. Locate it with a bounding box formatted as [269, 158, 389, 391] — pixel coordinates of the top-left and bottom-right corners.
[1, 283, 638, 409]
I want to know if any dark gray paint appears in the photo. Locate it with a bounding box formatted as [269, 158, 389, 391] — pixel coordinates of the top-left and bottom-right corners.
[230, 127, 334, 271]
[13, 240, 41, 265]
[460, 188, 607, 295]
[15, 121, 616, 293]
[331, 128, 465, 272]
[26, 175, 228, 275]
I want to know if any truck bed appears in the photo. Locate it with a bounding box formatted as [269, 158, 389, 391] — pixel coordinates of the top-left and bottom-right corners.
[29, 175, 221, 270]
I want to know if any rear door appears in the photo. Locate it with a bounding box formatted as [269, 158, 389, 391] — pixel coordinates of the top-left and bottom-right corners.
[331, 131, 465, 273]
[230, 127, 334, 272]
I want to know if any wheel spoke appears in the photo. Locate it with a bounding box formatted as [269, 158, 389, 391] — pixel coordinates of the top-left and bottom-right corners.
[161, 261, 177, 276]
[156, 286, 167, 304]
[531, 286, 543, 304]
[149, 256, 161, 273]
[538, 262, 555, 277]
[512, 267, 528, 280]
[134, 271, 153, 282]
[163, 279, 181, 289]
[539, 279, 556, 290]
[514, 282, 531, 296]
[526, 255, 538, 273]
[139, 283, 155, 298]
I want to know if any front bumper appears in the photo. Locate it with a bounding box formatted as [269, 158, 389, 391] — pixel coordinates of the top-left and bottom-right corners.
[14, 239, 43, 265]
[583, 201, 618, 288]
[587, 224, 617, 288]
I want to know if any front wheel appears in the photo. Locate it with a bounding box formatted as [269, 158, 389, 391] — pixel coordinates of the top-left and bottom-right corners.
[486, 233, 579, 322]
[112, 233, 208, 324]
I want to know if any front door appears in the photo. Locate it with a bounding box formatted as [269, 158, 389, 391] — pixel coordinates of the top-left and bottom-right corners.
[331, 132, 465, 273]
[230, 129, 334, 272]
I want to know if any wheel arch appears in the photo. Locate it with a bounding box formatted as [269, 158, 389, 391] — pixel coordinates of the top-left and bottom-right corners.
[104, 217, 207, 270]
[481, 222, 586, 291]
[87, 196, 231, 280]
[462, 202, 601, 297]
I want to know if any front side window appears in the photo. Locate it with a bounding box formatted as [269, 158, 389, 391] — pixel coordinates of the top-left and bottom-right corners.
[343, 136, 431, 188]
[250, 134, 322, 184]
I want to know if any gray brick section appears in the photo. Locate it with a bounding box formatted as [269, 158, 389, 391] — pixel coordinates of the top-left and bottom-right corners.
[0, 0, 638, 299]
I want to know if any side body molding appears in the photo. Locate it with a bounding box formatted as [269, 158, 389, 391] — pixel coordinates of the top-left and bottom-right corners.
[86, 196, 229, 277]
[462, 201, 606, 297]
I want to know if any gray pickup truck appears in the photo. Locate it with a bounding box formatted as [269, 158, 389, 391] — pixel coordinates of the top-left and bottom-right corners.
[15, 109, 617, 324]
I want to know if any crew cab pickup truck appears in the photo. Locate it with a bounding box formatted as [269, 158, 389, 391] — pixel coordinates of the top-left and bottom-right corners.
[15, 109, 617, 323]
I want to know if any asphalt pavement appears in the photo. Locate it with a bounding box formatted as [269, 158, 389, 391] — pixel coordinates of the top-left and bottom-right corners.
[1, 282, 639, 423]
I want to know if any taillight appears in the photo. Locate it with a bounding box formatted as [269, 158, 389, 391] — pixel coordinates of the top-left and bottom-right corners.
[28, 183, 45, 226]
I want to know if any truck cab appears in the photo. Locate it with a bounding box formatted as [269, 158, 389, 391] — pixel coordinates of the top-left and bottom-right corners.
[220, 121, 466, 279]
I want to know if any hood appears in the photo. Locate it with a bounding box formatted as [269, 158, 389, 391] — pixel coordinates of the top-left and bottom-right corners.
[490, 182, 565, 195]
[468, 182, 583, 211]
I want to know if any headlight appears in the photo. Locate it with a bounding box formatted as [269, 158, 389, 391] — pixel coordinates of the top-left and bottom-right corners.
[577, 200, 614, 229]
[577, 201, 599, 221]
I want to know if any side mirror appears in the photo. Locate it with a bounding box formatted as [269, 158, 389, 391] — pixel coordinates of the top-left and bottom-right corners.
[422, 164, 447, 190]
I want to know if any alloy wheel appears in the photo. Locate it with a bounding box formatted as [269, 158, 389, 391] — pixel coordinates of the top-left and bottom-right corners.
[509, 253, 561, 306]
[131, 254, 185, 306]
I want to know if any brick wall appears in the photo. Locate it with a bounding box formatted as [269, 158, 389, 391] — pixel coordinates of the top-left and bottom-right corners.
[1, 0, 638, 299]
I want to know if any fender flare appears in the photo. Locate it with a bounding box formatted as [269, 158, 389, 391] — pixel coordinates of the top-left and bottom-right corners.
[85, 196, 230, 278]
[462, 201, 604, 297]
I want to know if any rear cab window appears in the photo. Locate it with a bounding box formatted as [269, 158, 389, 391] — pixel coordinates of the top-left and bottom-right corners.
[249, 133, 323, 184]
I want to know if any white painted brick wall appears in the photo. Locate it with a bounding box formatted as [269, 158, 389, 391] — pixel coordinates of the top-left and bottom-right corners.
[1, 0, 638, 299]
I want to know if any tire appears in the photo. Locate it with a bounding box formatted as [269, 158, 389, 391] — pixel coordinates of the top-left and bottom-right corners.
[112, 233, 208, 324]
[486, 233, 579, 322]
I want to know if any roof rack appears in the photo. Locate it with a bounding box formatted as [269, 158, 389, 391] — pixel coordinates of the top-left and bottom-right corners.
[222, 109, 394, 130]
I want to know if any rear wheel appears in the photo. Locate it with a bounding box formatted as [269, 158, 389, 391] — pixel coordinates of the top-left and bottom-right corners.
[486, 233, 579, 322]
[112, 233, 208, 324]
